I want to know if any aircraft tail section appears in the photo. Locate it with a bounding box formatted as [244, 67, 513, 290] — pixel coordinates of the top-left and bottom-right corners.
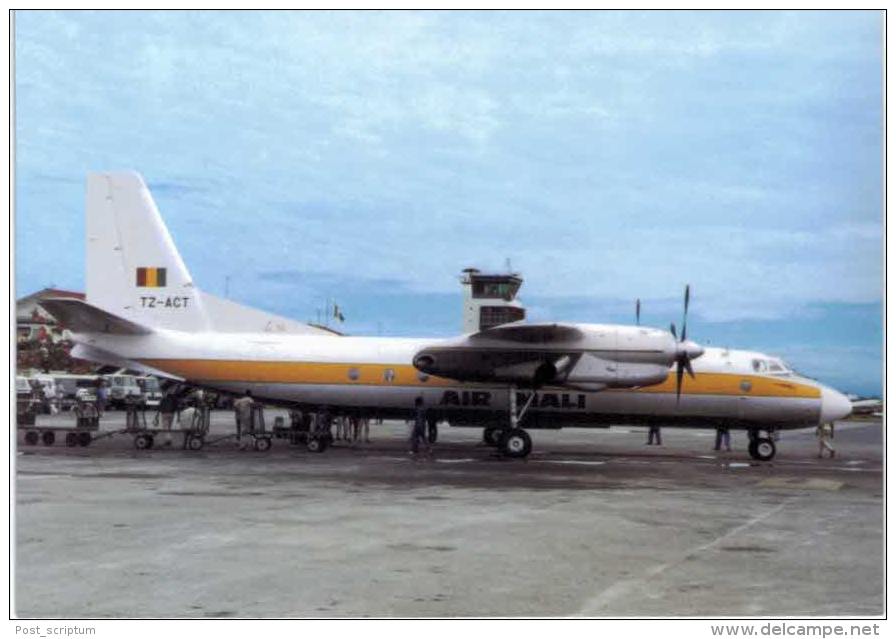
[85, 171, 336, 336]
[86, 171, 210, 331]
[38, 298, 152, 335]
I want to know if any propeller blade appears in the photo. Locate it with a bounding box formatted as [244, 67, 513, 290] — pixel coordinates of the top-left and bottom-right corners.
[684, 357, 695, 379]
[681, 284, 691, 342]
[670, 322, 677, 340]
[675, 362, 684, 404]
[636, 299, 641, 326]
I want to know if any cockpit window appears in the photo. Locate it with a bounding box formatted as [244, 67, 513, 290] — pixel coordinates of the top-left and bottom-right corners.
[768, 360, 784, 372]
[751, 359, 767, 372]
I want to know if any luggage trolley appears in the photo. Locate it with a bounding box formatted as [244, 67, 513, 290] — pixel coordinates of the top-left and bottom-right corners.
[19, 400, 100, 448]
[182, 405, 211, 451]
[204, 404, 273, 452]
[127, 401, 213, 451]
[272, 409, 331, 452]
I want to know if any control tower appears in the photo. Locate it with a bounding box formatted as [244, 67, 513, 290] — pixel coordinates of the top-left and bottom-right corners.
[460, 268, 526, 333]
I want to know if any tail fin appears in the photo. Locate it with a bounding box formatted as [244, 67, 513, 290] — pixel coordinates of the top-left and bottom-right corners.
[85, 171, 335, 336]
[86, 171, 211, 331]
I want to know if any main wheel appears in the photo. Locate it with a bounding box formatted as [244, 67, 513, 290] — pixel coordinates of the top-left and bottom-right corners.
[134, 433, 151, 450]
[24, 431, 39, 446]
[41, 431, 56, 446]
[307, 437, 324, 453]
[750, 437, 776, 462]
[78, 432, 92, 447]
[427, 419, 439, 444]
[254, 437, 272, 452]
[483, 427, 503, 446]
[66, 432, 79, 447]
[187, 435, 204, 451]
[500, 428, 532, 459]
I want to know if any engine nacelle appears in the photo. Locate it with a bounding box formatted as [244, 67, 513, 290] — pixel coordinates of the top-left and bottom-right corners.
[562, 353, 670, 388]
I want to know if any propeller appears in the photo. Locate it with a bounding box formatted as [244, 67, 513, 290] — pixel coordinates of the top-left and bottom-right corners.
[635, 298, 641, 326]
[670, 284, 701, 404]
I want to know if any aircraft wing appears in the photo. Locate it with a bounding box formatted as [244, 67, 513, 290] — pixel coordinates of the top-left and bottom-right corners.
[469, 321, 585, 343]
[414, 322, 586, 386]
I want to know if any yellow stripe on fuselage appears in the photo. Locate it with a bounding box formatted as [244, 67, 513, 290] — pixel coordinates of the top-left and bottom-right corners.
[139, 359, 821, 399]
[145, 268, 157, 287]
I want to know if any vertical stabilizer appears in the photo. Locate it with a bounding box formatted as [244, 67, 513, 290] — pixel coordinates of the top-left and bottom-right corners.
[86, 171, 210, 331]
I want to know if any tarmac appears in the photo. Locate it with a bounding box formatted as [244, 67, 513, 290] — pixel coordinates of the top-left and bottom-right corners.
[13, 410, 883, 618]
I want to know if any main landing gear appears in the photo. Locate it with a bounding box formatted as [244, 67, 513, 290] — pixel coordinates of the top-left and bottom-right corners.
[747, 429, 777, 462]
[481, 387, 536, 459]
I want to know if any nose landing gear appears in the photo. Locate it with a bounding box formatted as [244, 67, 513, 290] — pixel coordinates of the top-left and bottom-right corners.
[747, 429, 777, 461]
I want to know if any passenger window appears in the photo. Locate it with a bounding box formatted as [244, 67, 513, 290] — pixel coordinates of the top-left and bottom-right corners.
[347, 368, 360, 381]
[417, 372, 429, 383]
[383, 368, 395, 383]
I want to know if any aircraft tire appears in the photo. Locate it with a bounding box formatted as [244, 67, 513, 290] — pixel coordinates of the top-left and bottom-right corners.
[66, 432, 79, 447]
[78, 432, 92, 447]
[750, 437, 776, 461]
[307, 437, 326, 453]
[500, 428, 532, 459]
[187, 435, 204, 451]
[254, 437, 272, 452]
[134, 434, 151, 450]
[41, 430, 56, 446]
[483, 428, 502, 446]
[24, 431, 39, 446]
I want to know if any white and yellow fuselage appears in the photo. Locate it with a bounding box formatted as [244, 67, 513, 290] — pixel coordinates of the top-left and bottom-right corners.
[79, 328, 849, 430]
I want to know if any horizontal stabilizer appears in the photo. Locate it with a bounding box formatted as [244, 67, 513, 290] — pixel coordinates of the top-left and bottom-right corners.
[39, 298, 152, 336]
[70, 343, 183, 380]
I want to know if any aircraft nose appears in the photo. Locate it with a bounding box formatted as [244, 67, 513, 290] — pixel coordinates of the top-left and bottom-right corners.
[820, 386, 852, 423]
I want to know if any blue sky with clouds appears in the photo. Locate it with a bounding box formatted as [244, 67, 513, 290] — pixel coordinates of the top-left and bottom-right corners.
[14, 10, 883, 395]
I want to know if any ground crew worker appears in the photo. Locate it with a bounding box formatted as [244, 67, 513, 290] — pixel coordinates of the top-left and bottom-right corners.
[157, 390, 178, 447]
[410, 397, 430, 457]
[315, 406, 333, 439]
[714, 427, 731, 452]
[355, 416, 370, 444]
[817, 422, 835, 458]
[335, 415, 347, 441]
[233, 390, 255, 450]
[647, 424, 662, 446]
[95, 379, 108, 417]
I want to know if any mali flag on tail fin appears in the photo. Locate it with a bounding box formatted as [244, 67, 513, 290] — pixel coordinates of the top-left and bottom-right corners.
[136, 267, 167, 287]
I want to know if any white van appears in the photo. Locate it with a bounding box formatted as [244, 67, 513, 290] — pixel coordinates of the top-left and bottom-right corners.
[105, 374, 143, 409]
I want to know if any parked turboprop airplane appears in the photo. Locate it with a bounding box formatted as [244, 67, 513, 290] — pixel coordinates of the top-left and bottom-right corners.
[39, 172, 852, 461]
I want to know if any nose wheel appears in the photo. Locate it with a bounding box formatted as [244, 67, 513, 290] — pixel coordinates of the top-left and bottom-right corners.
[748, 431, 776, 461]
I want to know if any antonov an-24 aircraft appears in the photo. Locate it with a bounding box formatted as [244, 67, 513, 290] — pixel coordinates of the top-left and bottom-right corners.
[40, 172, 852, 462]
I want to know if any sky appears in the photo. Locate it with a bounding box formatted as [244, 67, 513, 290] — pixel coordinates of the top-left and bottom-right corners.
[14, 10, 883, 396]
